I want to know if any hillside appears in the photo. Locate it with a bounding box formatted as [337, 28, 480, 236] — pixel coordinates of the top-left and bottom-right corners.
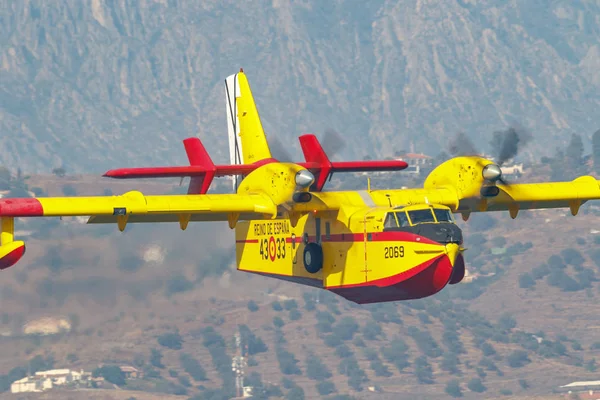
[0, 171, 599, 400]
[2, 1, 600, 173]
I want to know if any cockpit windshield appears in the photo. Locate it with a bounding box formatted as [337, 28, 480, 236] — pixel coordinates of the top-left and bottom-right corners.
[407, 209, 436, 225]
[433, 208, 453, 222]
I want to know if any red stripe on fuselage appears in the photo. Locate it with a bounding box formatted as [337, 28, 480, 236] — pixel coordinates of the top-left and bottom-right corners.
[238, 230, 439, 245]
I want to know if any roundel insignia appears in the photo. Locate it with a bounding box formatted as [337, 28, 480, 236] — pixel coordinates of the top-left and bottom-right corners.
[269, 236, 276, 261]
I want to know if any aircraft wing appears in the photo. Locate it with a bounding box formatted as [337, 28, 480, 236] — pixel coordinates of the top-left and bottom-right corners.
[472, 176, 600, 214]
[0, 191, 277, 226]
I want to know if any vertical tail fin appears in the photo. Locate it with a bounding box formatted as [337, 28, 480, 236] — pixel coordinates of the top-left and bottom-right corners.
[225, 70, 272, 189]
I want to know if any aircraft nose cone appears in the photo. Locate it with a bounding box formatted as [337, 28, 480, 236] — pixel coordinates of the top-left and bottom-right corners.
[295, 170, 315, 188]
[482, 164, 502, 181]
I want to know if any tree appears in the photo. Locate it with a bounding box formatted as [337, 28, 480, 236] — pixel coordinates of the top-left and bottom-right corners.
[497, 313, 516, 331]
[273, 316, 285, 328]
[467, 377, 486, 393]
[445, 379, 463, 398]
[593, 129, 600, 174]
[332, 317, 359, 341]
[413, 356, 434, 384]
[165, 274, 194, 296]
[507, 350, 530, 368]
[0, 166, 11, 190]
[247, 300, 259, 312]
[179, 353, 207, 381]
[62, 184, 77, 196]
[289, 309, 302, 321]
[305, 353, 331, 381]
[276, 347, 301, 375]
[586, 358, 597, 372]
[52, 167, 66, 177]
[93, 365, 125, 386]
[157, 332, 183, 350]
[561, 248, 585, 267]
[239, 325, 268, 355]
[150, 349, 164, 368]
[566, 133, 584, 174]
[316, 381, 336, 396]
[519, 273, 535, 289]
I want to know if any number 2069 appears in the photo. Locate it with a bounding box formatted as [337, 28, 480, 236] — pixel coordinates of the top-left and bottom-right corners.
[384, 246, 404, 259]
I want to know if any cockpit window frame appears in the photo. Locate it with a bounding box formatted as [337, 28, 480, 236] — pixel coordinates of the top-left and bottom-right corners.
[407, 209, 436, 225]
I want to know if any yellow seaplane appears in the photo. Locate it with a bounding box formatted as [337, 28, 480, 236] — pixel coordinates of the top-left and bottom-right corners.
[0, 70, 597, 304]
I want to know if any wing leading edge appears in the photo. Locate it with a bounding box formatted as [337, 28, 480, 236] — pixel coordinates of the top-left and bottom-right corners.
[0, 192, 277, 224]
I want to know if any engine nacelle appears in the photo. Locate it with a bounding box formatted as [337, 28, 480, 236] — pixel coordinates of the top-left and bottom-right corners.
[424, 156, 495, 199]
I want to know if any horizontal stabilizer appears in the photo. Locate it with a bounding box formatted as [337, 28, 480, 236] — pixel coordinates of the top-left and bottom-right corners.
[298, 134, 408, 191]
[104, 138, 260, 194]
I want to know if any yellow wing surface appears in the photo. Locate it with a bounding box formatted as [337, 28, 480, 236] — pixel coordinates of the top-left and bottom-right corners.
[0, 191, 277, 227]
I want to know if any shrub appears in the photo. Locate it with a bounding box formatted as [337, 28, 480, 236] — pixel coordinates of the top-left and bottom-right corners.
[335, 344, 353, 359]
[353, 336, 366, 347]
[316, 381, 336, 395]
[179, 353, 207, 381]
[507, 350, 530, 368]
[518, 379, 529, 389]
[445, 379, 463, 398]
[362, 322, 383, 340]
[272, 301, 283, 311]
[585, 358, 597, 372]
[157, 332, 183, 350]
[305, 354, 331, 381]
[289, 309, 302, 321]
[273, 316, 285, 328]
[247, 300, 259, 312]
[481, 342, 496, 356]
[323, 335, 342, 348]
[497, 313, 516, 331]
[561, 248, 584, 267]
[519, 273, 535, 289]
[467, 378, 486, 393]
[441, 352, 461, 375]
[283, 300, 298, 310]
[165, 274, 194, 296]
[370, 359, 392, 377]
[276, 347, 301, 375]
[93, 365, 125, 386]
[62, 184, 77, 196]
[413, 356, 434, 384]
[239, 325, 268, 355]
[150, 349, 164, 368]
[332, 317, 359, 341]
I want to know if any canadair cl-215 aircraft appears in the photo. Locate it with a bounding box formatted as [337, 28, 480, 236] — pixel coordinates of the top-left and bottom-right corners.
[1, 70, 599, 304]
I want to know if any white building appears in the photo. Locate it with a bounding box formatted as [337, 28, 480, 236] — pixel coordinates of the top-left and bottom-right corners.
[11, 369, 90, 394]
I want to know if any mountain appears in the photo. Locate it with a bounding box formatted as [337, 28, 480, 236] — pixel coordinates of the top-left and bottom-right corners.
[2, 1, 600, 174]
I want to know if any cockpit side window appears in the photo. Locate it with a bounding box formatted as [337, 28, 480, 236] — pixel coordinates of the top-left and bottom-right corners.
[396, 212, 409, 227]
[407, 209, 435, 225]
[433, 208, 453, 222]
[384, 213, 398, 228]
